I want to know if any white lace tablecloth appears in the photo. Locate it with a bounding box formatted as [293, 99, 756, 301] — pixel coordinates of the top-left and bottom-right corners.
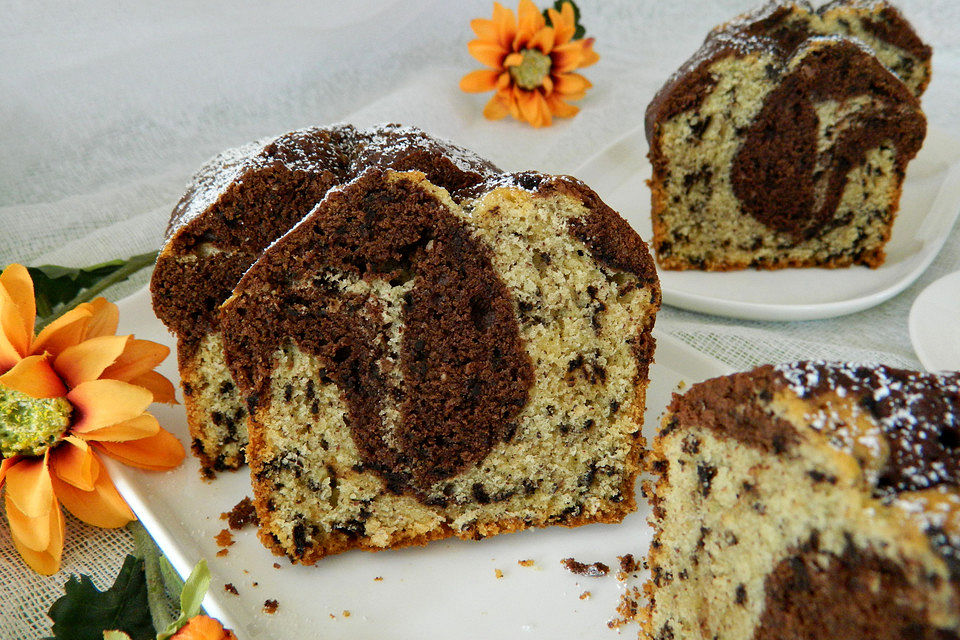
[2, 1, 959, 636]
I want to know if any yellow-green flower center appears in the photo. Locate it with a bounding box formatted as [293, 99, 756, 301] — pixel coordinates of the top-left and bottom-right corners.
[0, 385, 72, 458]
[508, 48, 552, 90]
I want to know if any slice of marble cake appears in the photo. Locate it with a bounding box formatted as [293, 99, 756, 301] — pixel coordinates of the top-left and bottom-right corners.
[219, 168, 660, 563]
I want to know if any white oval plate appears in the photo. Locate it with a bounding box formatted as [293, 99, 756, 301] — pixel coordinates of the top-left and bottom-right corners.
[909, 270, 960, 372]
[574, 126, 960, 321]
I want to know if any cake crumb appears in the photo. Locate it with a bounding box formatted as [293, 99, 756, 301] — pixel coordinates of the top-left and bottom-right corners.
[579, 591, 591, 600]
[374, 576, 383, 581]
[220, 496, 259, 530]
[224, 583, 238, 596]
[343, 610, 351, 618]
[215, 548, 229, 557]
[518, 559, 535, 567]
[252, 582, 258, 587]
[561, 557, 609, 577]
[495, 568, 504, 579]
[607, 586, 643, 629]
[263, 599, 279, 614]
[273, 562, 282, 569]
[214, 528, 234, 548]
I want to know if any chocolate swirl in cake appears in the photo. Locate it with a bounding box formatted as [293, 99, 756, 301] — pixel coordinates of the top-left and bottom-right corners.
[730, 38, 925, 239]
[221, 170, 534, 495]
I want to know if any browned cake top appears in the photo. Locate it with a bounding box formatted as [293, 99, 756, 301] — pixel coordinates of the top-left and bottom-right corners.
[645, 0, 930, 141]
[150, 124, 500, 353]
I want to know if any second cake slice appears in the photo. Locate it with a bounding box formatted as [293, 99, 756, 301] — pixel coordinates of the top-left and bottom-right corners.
[219, 167, 659, 563]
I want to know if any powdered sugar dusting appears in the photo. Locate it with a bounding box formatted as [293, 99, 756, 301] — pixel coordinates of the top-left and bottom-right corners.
[774, 361, 960, 496]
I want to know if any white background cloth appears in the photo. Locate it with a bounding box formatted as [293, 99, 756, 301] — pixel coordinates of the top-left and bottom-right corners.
[2, 1, 959, 636]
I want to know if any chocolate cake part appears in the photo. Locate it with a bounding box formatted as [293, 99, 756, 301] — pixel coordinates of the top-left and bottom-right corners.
[221, 170, 534, 495]
[667, 366, 800, 455]
[756, 537, 959, 640]
[730, 38, 925, 239]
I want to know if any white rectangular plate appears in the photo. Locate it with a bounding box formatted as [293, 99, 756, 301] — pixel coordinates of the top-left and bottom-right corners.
[105, 287, 730, 640]
[574, 126, 960, 321]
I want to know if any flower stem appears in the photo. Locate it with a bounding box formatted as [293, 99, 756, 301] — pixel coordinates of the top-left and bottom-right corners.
[36, 250, 158, 330]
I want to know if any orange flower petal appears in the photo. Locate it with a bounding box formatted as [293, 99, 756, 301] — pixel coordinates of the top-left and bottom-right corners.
[101, 338, 169, 383]
[536, 91, 553, 127]
[541, 74, 554, 95]
[579, 38, 599, 67]
[550, 42, 584, 74]
[51, 459, 134, 528]
[127, 370, 177, 404]
[172, 615, 237, 640]
[54, 334, 129, 388]
[460, 69, 501, 93]
[0, 456, 17, 488]
[546, 93, 581, 118]
[31, 305, 93, 359]
[515, 0, 545, 48]
[79, 412, 160, 443]
[67, 379, 154, 434]
[50, 436, 98, 491]
[5, 454, 53, 518]
[82, 298, 119, 339]
[483, 94, 511, 120]
[0, 354, 67, 398]
[548, 6, 576, 45]
[502, 52, 524, 68]
[505, 88, 523, 120]
[94, 427, 185, 471]
[7, 491, 63, 575]
[470, 17, 498, 41]
[492, 2, 518, 50]
[0, 285, 29, 368]
[554, 72, 592, 95]
[467, 40, 507, 69]
[515, 88, 541, 127]
[496, 72, 512, 90]
[528, 26, 556, 54]
[0, 264, 36, 353]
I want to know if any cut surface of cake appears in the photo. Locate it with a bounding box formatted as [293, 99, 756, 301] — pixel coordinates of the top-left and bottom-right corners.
[643, 362, 960, 640]
[218, 166, 660, 563]
[150, 124, 498, 471]
[646, 0, 930, 271]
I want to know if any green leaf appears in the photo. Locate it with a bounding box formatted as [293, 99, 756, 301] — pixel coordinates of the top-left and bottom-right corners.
[127, 521, 179, 633]
[27, 251, 158, 329]
[156, 559, 211, 640]
[47, 555, 156, 640]
[543, 1, 586, 40]
[102, 632, 132, 640]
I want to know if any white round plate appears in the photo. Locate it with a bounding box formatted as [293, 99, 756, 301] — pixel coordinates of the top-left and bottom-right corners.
[574, 126, 960, 321]
[909, 270, 960, 372]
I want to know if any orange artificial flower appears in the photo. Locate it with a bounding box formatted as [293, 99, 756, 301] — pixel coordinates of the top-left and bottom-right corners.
[460, 0, 599, 128]
[171, 615, 237, 640]
[0, 263, 183, 575]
